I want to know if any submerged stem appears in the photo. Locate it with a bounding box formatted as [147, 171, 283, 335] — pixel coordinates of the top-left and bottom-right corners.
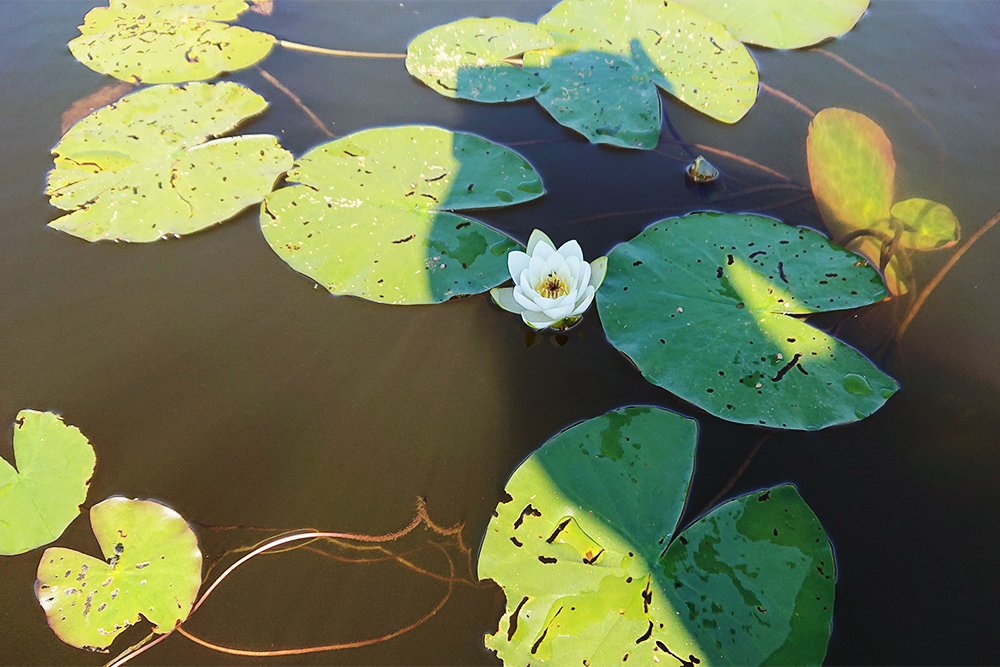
[897, 209, 1000, 340]
[255, 65, 334, 138]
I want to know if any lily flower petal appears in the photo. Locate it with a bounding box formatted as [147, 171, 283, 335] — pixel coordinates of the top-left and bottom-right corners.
[490, 287, 523, 314]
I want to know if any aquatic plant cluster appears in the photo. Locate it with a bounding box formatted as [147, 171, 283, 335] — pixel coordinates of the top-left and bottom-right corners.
[0, 0, 972, 665]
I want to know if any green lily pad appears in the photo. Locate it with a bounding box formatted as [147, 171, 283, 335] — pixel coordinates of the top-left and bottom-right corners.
[35, 497, 202, 651]
[480, 406, 835, 665]
[406, 17, 554, 102]
[675, 0, 869, 49]
[522, 0, 757, 146]
[47, 82, 292, 243]
[0, 411, 96, 556]
[890, 198, 961, 250]
[69, 0, 275, 84]
[260, 125, 542, 304]
[597, 213, 898, 430]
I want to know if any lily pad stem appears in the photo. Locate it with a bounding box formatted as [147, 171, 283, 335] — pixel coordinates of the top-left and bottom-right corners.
[897, 208, 1000, 340]
[278, 39, 405, 59]
[254, 65, 334, 138]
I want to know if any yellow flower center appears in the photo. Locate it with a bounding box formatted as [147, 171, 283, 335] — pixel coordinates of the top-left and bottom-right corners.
[536, 272, 570, 299]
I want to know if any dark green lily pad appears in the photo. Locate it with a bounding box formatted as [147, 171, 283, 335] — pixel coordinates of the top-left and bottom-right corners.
[35, 497, 202, 650]
[676, 0, 869, 49]
[406, 17, 554, 102]
[597, 213, 898, 430]
[47, 82, 292, 242]
[69, 0, 275, 84]
[0, 411, 96, 556]
[260, 125, 542, 304]
[480, 406, 835, 665]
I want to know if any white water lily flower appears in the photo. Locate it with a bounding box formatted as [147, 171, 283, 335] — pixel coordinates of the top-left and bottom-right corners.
[490, 229, 607, 331]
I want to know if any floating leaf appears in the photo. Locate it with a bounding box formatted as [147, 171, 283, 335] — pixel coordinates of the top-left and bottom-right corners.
[0, 411, 95, 556]
[890, 198, 960, 250]
[406, 17, 554, 102]
[480, 407, 835, 665]
[521, 0, 757, 147]
[35, 497, 202, 651]
[261, 125, 542, 304]
[47, 82, 292, 243]
[807, 108, 960, 294]
[597, 213, 897, 430]
[69, 0, 275, 84]
[675, 0, 869, 49]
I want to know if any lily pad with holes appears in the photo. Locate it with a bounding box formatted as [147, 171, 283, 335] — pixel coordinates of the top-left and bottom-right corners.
[69, 0, 275, 84]
[807, 108, 960, 294]
[597, 213, 897, 430]
[47, 82, 292, 242]
[0, 411, 96, 556]
[479, 406, 835, 666]
[674, 0, 869, 49]
[35, 497, 202, 651]
[406, 17, 554, 102]
[260, 125, 542, 304]
[519, 0, 757, 148]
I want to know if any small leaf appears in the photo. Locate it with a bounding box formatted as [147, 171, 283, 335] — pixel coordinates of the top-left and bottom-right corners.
[597, 212, 898, 430]
[674, 0, 869, 49]
[35, 497, 202, 651]
[47, 82, 292, 242]
[0, 411, 96, 556]
[69, 0, 275, 84]
[261, 125, 541, 304]
[406, 17, 554, 102]
[890, 198, 960, 250]
[480, 407, 836, 665]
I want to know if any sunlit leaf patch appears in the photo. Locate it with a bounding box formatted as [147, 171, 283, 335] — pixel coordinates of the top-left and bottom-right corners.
[675, 0, 869, 49]
[597, 213, 898, 430]
[807, 108, 960, 294]
[69, 0, 275, 84]
[480, 406, 835, 666]
[35, 497, 202, 651]
[406, 17, 554, 102]
[0, 411, 96, 556]
[47, 82, 292, 243]
[261, 125, 542, 304]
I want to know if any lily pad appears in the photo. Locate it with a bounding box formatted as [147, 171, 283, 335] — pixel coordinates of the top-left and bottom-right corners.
[406, 17, 554, 102]
[597, 213, 898, 430]
[260, 125, 542, 304]
[47, 82, 292, 242]
[807, 108, 960, 294]
[675, 0, 869, 49]
[480, 406, 835, 665]
[0, 411, 96, 556]
[522, 0, 758, 147]
[69, 0, 275, 84]
[35, 497, 202, 651]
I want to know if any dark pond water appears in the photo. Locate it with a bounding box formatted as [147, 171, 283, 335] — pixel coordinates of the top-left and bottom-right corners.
[2, 1, 1000, 665]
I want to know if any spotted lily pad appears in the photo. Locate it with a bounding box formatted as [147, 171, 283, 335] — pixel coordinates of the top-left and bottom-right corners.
[675, 0, 869, 49]
[597, 213, 898, 430]
[0, 411, 96, 556]
[47, 82, 292, 242]
[521, 0, 758, 147]
[406, 17, 554, 102]
[260, 125, 542, 304]
[807, 108, 960, 294]
[35, 497, 202, 651]
[480, 406, 835, 665]
[69, 0, 275, 84]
